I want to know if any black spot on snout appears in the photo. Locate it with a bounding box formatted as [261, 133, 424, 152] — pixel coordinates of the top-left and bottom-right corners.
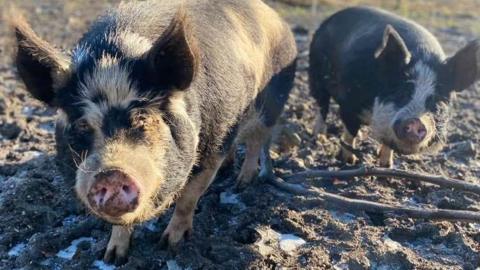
[102, 107, 132, 138]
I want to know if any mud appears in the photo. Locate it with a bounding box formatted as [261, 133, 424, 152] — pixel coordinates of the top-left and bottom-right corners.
[0, 1, 479, 269]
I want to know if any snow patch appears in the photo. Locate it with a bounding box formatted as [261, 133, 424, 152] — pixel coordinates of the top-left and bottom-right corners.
[57, 237, 95, 260]
[255, 227, 307, 255]
[8, 243, 27, 257]
[167, 260, 191, 270]
[220, 192, 240, 204]
[330, 211, 357, 224]
[62, 215, 81, 227]
[278, 234, 306, 253]
[93, 260, 116, 270]
[333, 263, 349, 270]
[23, 151, 44, 160]
[220, 192, 246, 210]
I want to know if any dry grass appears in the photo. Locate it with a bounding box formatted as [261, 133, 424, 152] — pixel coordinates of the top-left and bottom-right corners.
[269, 0, 480, 35]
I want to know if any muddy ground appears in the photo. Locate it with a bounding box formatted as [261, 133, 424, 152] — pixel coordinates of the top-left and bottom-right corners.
[1, 0, 480, 269]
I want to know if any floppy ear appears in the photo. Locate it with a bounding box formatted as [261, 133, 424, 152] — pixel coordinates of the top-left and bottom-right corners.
[8, 8, 70, 106]
[145, 7, 199, 91]
[442, 40, 480, 92]
[374, 25, 412, 66]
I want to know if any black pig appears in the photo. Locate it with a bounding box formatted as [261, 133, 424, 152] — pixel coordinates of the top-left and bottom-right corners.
[309, 6, 480, 167]
[8, 0, 296, 264]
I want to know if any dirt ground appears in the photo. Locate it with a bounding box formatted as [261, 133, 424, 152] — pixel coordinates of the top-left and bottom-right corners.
[1, 0, 480, 269]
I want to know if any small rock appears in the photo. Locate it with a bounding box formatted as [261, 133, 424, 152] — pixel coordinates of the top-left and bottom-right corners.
[304, 156, 315, 167]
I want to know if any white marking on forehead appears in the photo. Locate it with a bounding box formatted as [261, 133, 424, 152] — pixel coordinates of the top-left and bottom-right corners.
[412, 61, 436, 100]
[391, 61, 437, 121]
[78, 55, 139, 128]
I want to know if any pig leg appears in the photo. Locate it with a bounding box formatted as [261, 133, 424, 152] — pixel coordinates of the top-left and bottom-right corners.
[378, 144, 394, 168]
[339, 111, 361, 164]
[340, 130, 358, 164]
[313, 114, 328, 136]
[161, 154, 225, 249]
[235, 121, 272, 189]
[309, 51, 331, 137]
[259, 139, 274, 179]
[312, 88, 330, 136]
[235, 60, 296, 189]
[103, 225, 133, 265]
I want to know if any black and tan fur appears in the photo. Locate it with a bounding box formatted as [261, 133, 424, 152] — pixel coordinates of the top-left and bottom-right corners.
[8, 0, 297, 264]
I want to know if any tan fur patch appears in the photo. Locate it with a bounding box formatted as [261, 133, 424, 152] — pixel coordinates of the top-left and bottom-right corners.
[168, 92, 200, 150]
[223, 2, 285, 92]
[104, 225, 132, 261]
[77, 55, 139, 132]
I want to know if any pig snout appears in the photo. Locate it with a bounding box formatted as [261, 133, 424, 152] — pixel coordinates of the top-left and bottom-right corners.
[87, 170, 140, 217]
[393, 118, 427, 144]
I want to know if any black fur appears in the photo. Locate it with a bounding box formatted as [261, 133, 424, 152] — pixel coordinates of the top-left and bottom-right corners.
[310, 6, 480, 153]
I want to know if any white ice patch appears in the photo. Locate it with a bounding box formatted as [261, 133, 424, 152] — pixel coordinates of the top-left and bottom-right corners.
[220, 192, 240, 204]
[220, 192, 246, 210]
[330, 211, 357, 224]
[469, 223, 480, 231]
[23, 151, 44, 160]
[93, 260, 116, 270]
[56, 237, 95, 260]
[8, 243, 27, 257]
[62, 215, 81, 227]
[333, 263, 349, 270]
[278, 234, 306, 253]
[255, 227, 307, 256]
[167, 260, 191, 270]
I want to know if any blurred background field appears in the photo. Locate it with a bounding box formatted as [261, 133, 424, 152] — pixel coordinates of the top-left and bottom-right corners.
[268, 0, 480, 35]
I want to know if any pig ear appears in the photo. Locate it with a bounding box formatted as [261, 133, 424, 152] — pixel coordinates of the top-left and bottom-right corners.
[145, 8, 198, 91]
[442, 40, 480, 92]
[374, 25, 412, 66]
[8, 8, 70, 106]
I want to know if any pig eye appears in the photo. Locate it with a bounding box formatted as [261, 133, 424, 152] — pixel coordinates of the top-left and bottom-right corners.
[71, 119, 92, 134]
[131, 110, 149, 128]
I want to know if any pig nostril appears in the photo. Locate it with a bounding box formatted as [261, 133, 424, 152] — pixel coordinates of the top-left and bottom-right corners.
[100, 187, 107, 196]
[122, 185, 130, 194]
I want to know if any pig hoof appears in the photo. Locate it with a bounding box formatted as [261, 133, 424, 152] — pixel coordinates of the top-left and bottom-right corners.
[339, 150, 358, 164]
[379, 160, 393, 168]
[103, 247, 128, 266]
[160, 219, 193, 250]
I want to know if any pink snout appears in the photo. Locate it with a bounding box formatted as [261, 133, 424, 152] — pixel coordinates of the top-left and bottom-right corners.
[394, 118, 427, 144]
[87, 170, 139, 217]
